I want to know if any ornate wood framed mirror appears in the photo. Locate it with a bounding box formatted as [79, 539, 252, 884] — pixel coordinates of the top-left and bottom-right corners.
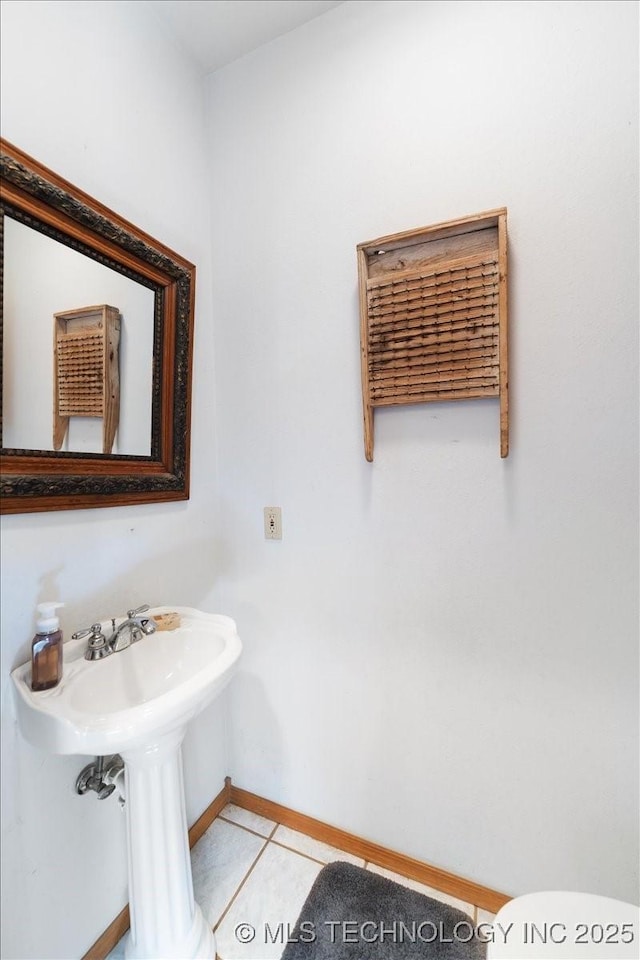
[1, 139, 195, 513]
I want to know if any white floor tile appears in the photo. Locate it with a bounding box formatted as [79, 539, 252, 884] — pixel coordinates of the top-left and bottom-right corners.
[219, 803, 277, 837]
[366, 863, 474, 918]
[192, 818, 267, 928]
[215, 841, 321, 960]
[272, 825, 364, 866]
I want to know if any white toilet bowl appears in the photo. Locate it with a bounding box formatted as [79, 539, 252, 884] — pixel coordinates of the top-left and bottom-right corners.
[485, 891, 639, 959]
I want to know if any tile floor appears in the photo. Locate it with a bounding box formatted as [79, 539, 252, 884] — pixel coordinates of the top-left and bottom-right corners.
[107, 802, 495, 959]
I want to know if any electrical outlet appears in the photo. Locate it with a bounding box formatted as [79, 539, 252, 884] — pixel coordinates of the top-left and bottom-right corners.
[264, 506, 282, 540]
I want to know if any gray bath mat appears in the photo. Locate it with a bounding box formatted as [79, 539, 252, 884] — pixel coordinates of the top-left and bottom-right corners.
[281, 862, 485, 960]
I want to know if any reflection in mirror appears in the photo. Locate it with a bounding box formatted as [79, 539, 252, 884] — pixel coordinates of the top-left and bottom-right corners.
[3, 216, 154, 456]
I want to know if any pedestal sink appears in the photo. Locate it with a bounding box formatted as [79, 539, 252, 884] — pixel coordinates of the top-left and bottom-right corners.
[11, 606, 242, 960]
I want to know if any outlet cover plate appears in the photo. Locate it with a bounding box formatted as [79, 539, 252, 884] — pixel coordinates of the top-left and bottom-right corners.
[264, 506, 282, 540]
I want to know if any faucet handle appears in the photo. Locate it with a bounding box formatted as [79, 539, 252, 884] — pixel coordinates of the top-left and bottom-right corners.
[96, 782, 116, 800]
[72, 623, 111, 661]
[72, 623, 104, 641]
[127, 604, 150, 619]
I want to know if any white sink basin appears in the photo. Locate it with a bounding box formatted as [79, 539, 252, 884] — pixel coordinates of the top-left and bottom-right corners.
[11, 606, 241, 755]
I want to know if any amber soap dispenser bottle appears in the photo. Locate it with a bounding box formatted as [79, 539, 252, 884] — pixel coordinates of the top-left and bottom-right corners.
[31, 601, 64, 691]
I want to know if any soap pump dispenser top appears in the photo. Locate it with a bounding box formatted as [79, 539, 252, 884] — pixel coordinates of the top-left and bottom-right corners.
[31, 601, 64, 692]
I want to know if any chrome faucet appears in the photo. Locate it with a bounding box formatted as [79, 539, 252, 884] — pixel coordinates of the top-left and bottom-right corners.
[73, 605, 157, 660]
[110, 605, 157, 652]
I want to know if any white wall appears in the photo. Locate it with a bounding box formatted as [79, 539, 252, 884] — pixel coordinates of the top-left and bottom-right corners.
[0, 3, 226, 958]
[206, 0, 639, 904]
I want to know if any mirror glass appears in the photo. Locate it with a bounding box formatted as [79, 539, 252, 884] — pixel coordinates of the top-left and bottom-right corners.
[3, 215, 154, 456]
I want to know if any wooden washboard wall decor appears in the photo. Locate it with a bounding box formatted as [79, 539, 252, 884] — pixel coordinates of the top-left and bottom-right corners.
[357, 208, 508, 460]
[53, 304, 121, 454]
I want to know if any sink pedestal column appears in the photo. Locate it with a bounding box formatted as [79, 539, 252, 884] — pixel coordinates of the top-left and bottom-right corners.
[122, 728, 214, 959]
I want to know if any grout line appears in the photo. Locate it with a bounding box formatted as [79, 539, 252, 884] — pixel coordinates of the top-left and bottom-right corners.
[268, 838, 342, 868]
[217, 813, 276, 842]
[212, 823, 280, 933]
[267, 825, 364, 869]
[269, 825, 367, 869]
[212, 844, 267, 933]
